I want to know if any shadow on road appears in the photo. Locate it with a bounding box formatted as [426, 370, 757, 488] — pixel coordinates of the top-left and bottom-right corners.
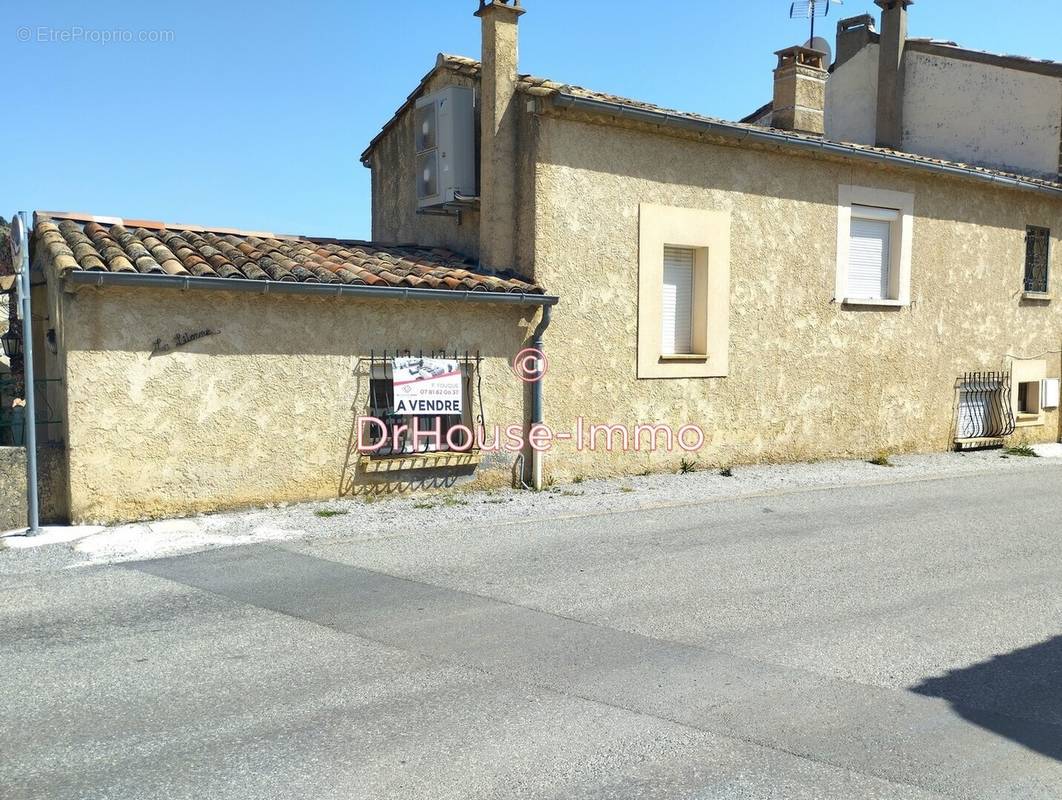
[911, 635, 1062, 761]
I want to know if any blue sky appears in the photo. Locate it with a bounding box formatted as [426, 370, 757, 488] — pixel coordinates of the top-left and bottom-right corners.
[4, 1, 1058, 240]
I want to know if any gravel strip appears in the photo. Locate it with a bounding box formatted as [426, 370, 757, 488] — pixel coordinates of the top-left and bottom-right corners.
[1, 448, 1059, 571]
[284, 448, 1062, 538]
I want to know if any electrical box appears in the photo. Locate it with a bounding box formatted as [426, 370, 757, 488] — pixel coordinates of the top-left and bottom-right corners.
[414, 86, 476, 208]
[1042, 378, 1061, 409]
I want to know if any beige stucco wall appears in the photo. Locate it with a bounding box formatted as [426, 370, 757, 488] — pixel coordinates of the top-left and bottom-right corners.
[58, 285, 539, 523]
[531, 111, 1062, 479]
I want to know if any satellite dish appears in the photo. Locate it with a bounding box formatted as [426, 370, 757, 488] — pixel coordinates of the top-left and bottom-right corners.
[804, 36, 833, 65]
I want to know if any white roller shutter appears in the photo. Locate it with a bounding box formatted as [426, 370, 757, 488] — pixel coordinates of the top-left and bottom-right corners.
[956, 389, 989, 439]
[662, 246, 694, 355]
[847, 208, 895, 300]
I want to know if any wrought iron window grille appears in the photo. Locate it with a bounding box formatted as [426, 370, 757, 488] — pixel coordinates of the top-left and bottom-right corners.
[364, 349, 484, 457]
[1024, 226, 1050, 294]
[955, 371, 1015, 442]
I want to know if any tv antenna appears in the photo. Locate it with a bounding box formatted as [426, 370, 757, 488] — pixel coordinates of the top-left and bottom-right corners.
[789, 0, 843, 43]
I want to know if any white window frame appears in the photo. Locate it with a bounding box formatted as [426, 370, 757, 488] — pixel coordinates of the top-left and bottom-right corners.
[835, 185, 914, 307]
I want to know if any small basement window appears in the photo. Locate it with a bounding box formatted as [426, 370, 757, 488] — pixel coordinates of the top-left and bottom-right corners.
[1024, 226, 1050, 295]
[956, 372, 1014, 441]
[1017, 381, 1041, 417]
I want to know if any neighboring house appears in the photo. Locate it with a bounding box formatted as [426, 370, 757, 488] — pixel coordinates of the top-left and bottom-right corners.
[747, 2, 1062, 182]
[23, 0, 1062, 524]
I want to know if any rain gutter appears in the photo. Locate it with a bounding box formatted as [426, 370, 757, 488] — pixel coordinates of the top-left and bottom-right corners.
[65, 270, 559, 307]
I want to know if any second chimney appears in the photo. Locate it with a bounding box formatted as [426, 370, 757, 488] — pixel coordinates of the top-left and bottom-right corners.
[475, 0, 523, 271]
[874, 0, 912, 149]
[771, 46, 828, 136]
[834, 14, 877, 69]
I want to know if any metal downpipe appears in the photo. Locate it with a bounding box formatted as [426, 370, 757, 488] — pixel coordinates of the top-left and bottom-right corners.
[530, 304, 552, 490]
[13, 211, 39, 534]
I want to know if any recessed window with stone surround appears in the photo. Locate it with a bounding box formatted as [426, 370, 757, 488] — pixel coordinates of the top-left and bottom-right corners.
[835, 185, 915, 308]
[637, 204, 730, 379]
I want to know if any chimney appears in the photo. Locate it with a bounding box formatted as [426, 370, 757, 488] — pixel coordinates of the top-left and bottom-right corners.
[771, 46, 828, 136]
[834, 14, 877, 69]
[475, 0, 524, 271]
[874, 0, 912, 149]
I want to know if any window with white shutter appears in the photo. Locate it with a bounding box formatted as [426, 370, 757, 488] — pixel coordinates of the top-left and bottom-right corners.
[662, 246, 695, 355]
[847, 206, 897, 300]
[835, 186, 914, 307]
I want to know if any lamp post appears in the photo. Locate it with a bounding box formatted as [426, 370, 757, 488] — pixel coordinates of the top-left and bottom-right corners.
[10, 211, 39, 535]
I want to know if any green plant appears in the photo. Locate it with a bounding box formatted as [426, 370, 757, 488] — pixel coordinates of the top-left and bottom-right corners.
[572, 475, 584, 484]
[620, 485, 634, 493]
[412, 501, 435, 510]
[868, 451, 894, 467]
[719, 467, 734, 477]
[361, 494, 378, 504]
[443, 495, 468, 507]
[560, 489, 583, 497]
[484, 497, 506, 504]
[1004, 443, 1039, 457]
[679, 458, 697, 474]
[313, 508, 348, 518]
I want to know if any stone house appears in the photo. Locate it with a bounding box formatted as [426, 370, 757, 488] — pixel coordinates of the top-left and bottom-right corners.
[15, 0, 1062, 524]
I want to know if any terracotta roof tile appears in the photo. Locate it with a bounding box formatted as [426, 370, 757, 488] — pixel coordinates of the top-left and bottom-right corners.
[361, 53, 1061, 193]
[33, 213, 545, 296]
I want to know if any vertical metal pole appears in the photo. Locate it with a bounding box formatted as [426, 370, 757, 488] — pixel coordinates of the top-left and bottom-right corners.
[530, 305, 552, 491]
[16, 211, 39, 534]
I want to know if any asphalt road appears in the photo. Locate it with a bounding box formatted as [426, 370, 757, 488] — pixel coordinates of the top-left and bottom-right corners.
[3, 467, 1062, 799]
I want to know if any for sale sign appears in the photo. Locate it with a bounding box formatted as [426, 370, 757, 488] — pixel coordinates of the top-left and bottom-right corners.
[392, 357, 463, 415]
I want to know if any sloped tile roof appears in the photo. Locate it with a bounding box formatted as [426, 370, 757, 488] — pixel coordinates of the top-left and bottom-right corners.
[362, 54, 1061, 194]
[33, 212, 544, 295]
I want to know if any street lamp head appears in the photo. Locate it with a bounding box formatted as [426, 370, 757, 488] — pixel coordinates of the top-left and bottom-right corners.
[1, 326, 22, 359]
